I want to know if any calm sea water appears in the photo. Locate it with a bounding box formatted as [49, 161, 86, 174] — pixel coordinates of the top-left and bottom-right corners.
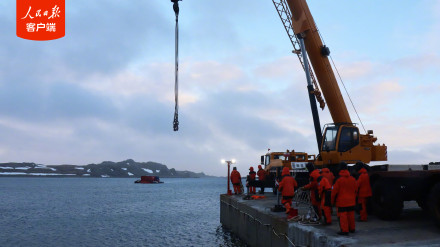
[0, 177, 247, 247]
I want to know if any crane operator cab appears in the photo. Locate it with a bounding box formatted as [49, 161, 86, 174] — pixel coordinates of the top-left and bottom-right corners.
[318, 123, 387, 167]
[322, 125, 359, 152]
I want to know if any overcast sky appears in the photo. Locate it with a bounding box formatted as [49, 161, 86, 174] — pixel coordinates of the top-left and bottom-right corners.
[1, 1, 440, 176]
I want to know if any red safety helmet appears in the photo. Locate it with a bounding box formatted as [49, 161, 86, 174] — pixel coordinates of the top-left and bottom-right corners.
[310, 169, 320, 181]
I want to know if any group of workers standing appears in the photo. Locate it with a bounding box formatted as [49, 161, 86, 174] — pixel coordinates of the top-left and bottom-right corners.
[230, 165, 267, 195]
[231, 162, 372, 236]
[280, 162, 372, 235]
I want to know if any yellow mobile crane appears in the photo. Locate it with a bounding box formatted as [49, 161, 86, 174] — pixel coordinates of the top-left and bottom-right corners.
[261, 0, 386, 189]
[260, 0, 387, 195]
[270, 0, 440, 224]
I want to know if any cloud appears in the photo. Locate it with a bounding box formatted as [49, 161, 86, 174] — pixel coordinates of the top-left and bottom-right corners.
[254, 56, 301, 80]
[386, 142, 440, 165]
[1, 0, 440, 176]
[394, 54, 440, 73]
[422, 0, 440, 51]
[386, 149, 430, 165]
[184, 61, 245, 89]
[0, 81, 117, 121]
[335, 61, 373, 80]
[0, 1, 171, 85]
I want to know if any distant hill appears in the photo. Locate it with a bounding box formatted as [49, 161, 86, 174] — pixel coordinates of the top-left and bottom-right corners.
[0, 159, 208, 178]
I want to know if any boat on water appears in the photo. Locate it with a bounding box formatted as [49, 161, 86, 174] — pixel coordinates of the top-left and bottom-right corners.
[134, 176, 164, 184]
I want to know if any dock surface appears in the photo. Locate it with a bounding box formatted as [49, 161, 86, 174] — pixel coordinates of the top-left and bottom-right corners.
[220, 193, 440, 247]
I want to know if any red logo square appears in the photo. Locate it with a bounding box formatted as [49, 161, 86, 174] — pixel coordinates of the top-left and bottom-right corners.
[16, 0, 65, 41]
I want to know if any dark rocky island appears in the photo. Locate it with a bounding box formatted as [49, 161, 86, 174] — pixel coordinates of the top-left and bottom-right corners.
[0, 159, 208, 178]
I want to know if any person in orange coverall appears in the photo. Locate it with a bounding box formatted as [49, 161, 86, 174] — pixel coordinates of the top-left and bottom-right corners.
[257, 165, 266, 194]
[302, 169, 322, 218]
[230, 167, 242, 195]
[317, 175, 332, 225]
[331, 163, 357, 235]
[321, 168, 335, 185]
[278, 167, 298, 220]
[356, 165, 372, 221]
[247, 166, 257, 194]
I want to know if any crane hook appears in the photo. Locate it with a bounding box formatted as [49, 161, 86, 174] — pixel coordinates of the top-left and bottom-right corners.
[172, 0, 180, 17]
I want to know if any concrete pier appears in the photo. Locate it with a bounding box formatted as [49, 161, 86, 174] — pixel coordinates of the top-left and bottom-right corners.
[220, 193, 440, 247]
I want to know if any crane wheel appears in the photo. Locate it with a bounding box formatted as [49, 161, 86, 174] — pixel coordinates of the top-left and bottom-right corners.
[416, 197, 429, 212]
[428, 182, 440, 227]
[371, 180, 403, 220]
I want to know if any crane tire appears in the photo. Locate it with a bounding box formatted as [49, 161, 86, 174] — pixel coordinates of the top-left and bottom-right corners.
[371, 180, 403, 220]
[428, 182, 440, 227]
[416, 197, 429, 212]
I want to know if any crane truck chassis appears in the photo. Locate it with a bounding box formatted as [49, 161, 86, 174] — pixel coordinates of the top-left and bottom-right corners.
[255, 152, 440, 225]
[248, 0, 440, 227]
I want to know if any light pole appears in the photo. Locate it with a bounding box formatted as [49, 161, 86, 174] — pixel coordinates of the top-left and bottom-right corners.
[222, 159, 236, 195]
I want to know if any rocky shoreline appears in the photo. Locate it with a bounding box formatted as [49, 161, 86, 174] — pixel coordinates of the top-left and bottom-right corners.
[0, 159, 209, 178]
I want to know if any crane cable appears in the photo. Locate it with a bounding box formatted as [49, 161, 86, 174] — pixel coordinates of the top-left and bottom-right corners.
[316, 29, 367, 134]
[172, 0, 180, 131]
[329, 56, 367, 133]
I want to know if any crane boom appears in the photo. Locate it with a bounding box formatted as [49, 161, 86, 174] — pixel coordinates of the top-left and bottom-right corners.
[286, 0, 351, 124]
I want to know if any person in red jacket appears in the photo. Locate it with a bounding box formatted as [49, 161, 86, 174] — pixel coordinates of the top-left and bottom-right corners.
[321, 168, 335, 185]
[331, 163, 357, 235]
[356, 165, 372, 221]
[257, 165, 266, 194]
[230, 167, 242, 195]
[317, 175, 332, 225]
[247, 166, 257, 194]
[302, 169, 322, 219]
[278, 167, 298, 219]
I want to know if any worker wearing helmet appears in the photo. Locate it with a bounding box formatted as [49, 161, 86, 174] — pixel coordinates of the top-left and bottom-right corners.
[247, 166, 257, 194]
[230, 167, 242, 195]
[331, 163, 357, 235]
[302, 169, 322, 219]
[321, 168, 335, 185]
[278, 167, 298, 220]
[257, 165, 266, 194]
[356, 165, 372, 221]
[317, 174, 332, 225]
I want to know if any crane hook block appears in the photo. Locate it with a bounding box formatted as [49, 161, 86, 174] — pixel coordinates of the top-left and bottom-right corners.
[171, 0, 181, 16]
[321, 45, 330, 57]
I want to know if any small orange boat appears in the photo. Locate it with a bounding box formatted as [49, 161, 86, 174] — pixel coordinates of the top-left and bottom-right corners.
[134, 176, 164, 184]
